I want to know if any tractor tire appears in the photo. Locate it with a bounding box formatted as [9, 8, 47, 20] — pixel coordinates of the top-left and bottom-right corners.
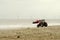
[43, 22, 48, 27]
[37, 22, 48, 28]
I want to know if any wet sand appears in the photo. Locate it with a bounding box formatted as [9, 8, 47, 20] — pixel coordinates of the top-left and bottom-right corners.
[0, 26, 60, 40]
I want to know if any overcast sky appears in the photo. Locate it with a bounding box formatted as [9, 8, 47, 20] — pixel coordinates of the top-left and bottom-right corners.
[0, 0, 60, 19]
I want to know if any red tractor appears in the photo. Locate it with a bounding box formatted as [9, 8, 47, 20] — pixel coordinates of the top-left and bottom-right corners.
[33, 19, 48, 28]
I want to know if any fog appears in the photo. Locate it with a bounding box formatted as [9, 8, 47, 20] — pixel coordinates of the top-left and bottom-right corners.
[0, 0, 60, 19]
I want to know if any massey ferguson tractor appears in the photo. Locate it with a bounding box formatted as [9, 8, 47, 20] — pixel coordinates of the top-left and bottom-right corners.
[33, 19, 48, 28]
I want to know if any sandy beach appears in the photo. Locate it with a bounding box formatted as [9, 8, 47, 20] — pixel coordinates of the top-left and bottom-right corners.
[0, 26, 60, 40]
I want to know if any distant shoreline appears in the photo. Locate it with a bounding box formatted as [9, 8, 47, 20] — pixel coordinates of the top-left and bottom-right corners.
[0, 25, 60, 30]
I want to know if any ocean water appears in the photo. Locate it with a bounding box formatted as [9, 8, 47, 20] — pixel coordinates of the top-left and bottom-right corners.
[0, 19, 60, 30]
